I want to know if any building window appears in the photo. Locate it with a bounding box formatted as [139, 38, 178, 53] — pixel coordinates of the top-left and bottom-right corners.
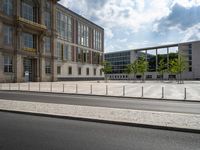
[3, 25, 13, 45]
[78, 67, 81, 75]
[189, 67, 192, 72]
[86, 68, 89, 75]
[57, 42, 62, 60]
[78, 22, 89, 47]
[45, 59, 51, 74]
[68, 66, 72, 75]
[83, 50, 88, 63]
[146, 75, 152, 79]
[21, 0, 36, 22]
[4, 56, 13, 73]
[23, 32, 35, 48]
[63, 44, 71, 61]
[2, 0, 13, 16]
[45, 12, 51, 29]
[93, 29, 102, 51]
[44, 37, 51, 54]
[56, 11, 72, 42]
[94, 68, 96, 76]
[57, 66, 61, 75]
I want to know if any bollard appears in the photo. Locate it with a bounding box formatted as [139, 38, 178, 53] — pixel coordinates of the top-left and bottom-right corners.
[9, 83, 11, 90]
[184, 88, 187, 100]
[106, 85, 108, 95]
[50, 82, 53, 92]
[39, 82, 40, 92]
[28, 82, 30, 91]
[141, 86, 144, 97]
[90, 84, 93, 94]
[162, 87, 164, 99]
[63, 84, 65, 93]
[18, 83, 20, 91]
[76, 84, 78, 94]
[123, 86, 125, 96]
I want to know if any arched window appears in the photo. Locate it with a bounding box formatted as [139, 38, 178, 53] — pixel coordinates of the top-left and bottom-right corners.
[2, 0, 13, 16]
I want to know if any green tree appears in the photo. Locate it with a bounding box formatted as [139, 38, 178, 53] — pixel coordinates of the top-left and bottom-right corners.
[125, 64, 133, 80]
[157, 58, 168, 81]
[137, 56, 148, 82]
[124, 60, 139, 81]
[101, 61, 112, 81]
[132, 60, 139, 81]
[169, 55, 187, 84]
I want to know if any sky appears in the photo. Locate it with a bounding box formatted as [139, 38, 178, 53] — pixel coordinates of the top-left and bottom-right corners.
[59, 0, 200, 52]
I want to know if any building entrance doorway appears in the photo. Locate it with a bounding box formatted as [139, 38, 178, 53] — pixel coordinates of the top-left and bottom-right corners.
[23, 58, 34, 82]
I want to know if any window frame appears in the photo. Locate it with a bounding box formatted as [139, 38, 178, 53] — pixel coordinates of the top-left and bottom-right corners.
[4, 55, 13, 73]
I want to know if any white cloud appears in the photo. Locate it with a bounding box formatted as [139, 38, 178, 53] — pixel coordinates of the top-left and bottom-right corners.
[181, 23, 200, 42]
[59, 0, 200, 51]
[171, 0, 200, 8]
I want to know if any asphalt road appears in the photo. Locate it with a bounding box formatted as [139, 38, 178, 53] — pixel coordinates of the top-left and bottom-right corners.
[0, 91, 200, 114]
[0, 111, 200, 150]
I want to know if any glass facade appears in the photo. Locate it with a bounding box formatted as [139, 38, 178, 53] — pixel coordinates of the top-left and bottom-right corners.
[147, 49, 156, 72]
[56, 11, 72, 42]
[4, 56, 13, 73]
[2, 0, 13, 16]
[78, 22, 89, 47]
[3, 25, 13, 45]
[105, 51, 131, 74]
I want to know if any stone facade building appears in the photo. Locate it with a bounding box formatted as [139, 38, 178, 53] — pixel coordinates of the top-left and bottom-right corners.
[0, 0, 104, 82]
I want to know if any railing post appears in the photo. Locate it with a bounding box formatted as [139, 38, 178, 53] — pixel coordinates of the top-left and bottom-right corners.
[123, 86, 125, 96]
[76, 84, 78, 94]
[106, 85, 108, 95]
[141, 86, 144, 97]
[184, 88, 187, 100]
[63, 84, 65, 93]
[162, 87, 164, 99]
[90, 84, 93, 94]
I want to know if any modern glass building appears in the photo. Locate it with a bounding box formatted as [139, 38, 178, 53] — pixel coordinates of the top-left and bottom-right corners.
[105, 41, 200, 80]
[0, 0, 104, 82]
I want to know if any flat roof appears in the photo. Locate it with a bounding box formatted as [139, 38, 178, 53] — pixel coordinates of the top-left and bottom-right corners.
[105, 40, 200, 54]
[57, 3, 104, 30]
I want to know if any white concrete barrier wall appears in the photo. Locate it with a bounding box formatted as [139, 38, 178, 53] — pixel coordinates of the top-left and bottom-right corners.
[0, 99, 200, 130]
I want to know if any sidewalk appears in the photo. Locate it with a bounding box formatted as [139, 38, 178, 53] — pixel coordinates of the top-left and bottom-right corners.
[0, 99, 200, 131]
